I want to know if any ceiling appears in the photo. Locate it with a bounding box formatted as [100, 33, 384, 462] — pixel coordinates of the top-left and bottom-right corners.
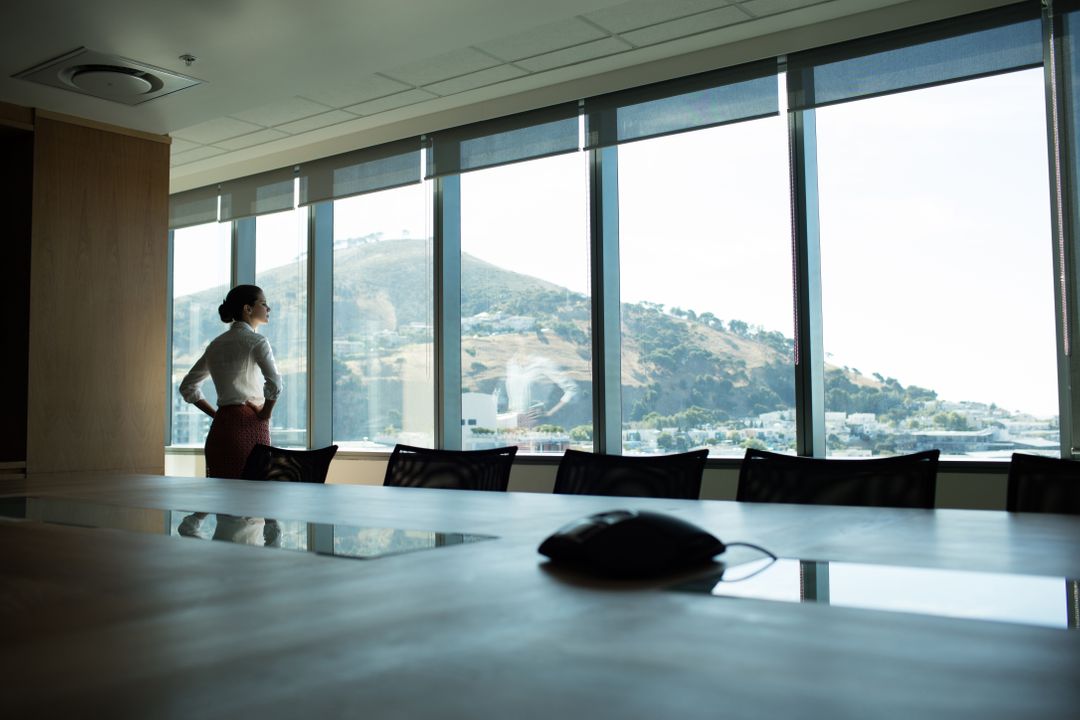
[0, 0, 1009, 189]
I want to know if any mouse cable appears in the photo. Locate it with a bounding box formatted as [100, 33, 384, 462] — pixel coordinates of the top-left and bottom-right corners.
[723, 541, 777, 560]
[716, 542, 778, 582]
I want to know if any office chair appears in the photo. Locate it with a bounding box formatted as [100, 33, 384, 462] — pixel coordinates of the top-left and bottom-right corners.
[552, 448, 708, 499]
[736, 448, 939, 509]
[1006, 452, 1080, 514]
[382, 444, 517, 491]
[240, 443, 339, 483]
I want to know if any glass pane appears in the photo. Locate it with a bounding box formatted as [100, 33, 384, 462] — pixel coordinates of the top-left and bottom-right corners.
[460, 152, 593, 454]
[332, 183, 434, 449]
[617, 113, 795, 456]
[171, 222, 231, 446]
[255, 209, 308, 448]
[816, 69, 1057, 458]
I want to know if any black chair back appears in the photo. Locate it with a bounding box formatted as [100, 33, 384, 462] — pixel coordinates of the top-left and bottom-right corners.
[240, 444, 339, 483]
[552, 449, 708, 499]
[736, 448, 938, 509]
[383, 444, 517, 491]
[1007, 453, 1080, 514]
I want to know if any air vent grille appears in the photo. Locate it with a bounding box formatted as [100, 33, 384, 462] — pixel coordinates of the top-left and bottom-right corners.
[13, 48, 202, 105]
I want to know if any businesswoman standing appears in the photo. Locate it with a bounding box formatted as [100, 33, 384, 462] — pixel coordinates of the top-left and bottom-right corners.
[180, 284, 283, 478]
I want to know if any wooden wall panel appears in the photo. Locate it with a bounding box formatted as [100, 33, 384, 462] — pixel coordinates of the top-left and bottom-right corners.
[28, 117, 169, 474]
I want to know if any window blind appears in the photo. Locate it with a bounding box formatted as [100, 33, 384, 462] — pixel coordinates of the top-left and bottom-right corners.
[583, 59, 779, 149]
[298, 137, 422, 206]
[788, 3, 1042, 112]
[426, 103, 579, 178]
[219, 166, 297, 221]
[168, 185, 219, 229]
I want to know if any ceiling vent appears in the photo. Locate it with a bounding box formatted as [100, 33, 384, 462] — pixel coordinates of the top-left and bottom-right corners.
[13, 48, 202, 105]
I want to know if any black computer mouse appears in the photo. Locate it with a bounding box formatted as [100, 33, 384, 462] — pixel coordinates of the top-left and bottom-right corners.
[538, 509, 725, 578]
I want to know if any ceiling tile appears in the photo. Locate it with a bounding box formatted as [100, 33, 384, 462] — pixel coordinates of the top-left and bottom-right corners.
[584, 0, 731, 34]
[621, 6, 749, 46]
[229, 97, 335, 127]
[170, 146, 227, 166]
[516, 37, 632, 74]
[739, 0, 830, 18]
[276, 110, 357, 134]
[215, 128, 290, 151]
[424, 64, 528, 96]
[476, 17, 609, 61]
[171, 117, 265, 145]
[169, 138, 200, 154]
[382, 48, 502, 87]
[300, 75, 413, 108]
[344, 89, 440, 116]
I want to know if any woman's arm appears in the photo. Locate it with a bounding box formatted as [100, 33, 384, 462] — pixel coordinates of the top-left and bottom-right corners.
[193, 399, 217, 418]
[179, 353, 210, 405]
[253, 338, 283, 421]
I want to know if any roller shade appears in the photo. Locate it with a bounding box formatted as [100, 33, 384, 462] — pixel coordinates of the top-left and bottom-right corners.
[219, 166, 297, 221]
[426, 103, 579, 178]
[298, 137, 422, 206]
[788, 3, 1042, 112]
[584, 59, 779, 149]
[168, 185, 219, 229]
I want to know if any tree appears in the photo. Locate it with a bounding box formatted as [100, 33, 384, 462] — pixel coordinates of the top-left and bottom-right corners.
[656, 432, 675, 450]
[570, 424, 593, 441]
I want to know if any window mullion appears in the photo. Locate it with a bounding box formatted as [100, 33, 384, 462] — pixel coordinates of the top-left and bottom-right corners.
[789, 108, 825, 457]
[233, 217, 256, 286]
[435, 175, 462, 450]
[165, 229, 174, 447]
[589, 145, 622, 454]
[308, 202, 333, 450]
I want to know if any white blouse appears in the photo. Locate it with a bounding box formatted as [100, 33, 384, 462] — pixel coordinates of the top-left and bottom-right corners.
[179, 322, 283, 407]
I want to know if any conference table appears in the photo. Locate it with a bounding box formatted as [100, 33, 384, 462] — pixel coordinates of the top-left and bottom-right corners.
[2, 472, 1079, 718]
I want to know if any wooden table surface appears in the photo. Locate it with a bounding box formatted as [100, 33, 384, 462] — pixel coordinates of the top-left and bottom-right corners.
[2, 472, 1079, 719]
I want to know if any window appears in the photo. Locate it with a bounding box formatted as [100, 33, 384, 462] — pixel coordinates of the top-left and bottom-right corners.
[332, 183, 434, 449]
[170, 221, 231, 446]
[166, 4, 1073, 466]
[255, 209, 309, 448]
[459, 152, 593, 453]
[816, 69, 1057, 458]
[617, 114, 794, 456]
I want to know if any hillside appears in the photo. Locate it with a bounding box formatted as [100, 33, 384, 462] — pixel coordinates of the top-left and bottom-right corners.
[173, 236, 936, 438]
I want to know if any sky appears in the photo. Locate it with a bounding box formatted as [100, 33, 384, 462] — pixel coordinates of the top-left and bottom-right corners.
[173, 68, 1060, 418]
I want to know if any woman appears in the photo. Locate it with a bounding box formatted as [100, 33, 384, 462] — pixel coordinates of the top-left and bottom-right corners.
[179, 284, 282, 478]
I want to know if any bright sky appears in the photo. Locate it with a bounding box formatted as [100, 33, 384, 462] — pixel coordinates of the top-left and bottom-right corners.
[173, 67, 1060, 418]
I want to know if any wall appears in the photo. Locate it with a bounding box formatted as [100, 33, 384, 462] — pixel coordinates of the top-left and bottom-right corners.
[28, 114, 170, 474]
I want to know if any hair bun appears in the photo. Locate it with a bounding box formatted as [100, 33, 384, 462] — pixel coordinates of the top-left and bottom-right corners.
[217, 302, 231, 323]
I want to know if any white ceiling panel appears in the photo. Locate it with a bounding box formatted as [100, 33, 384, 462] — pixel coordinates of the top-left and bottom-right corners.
[584, 0, 732, 34]
[424, 65, 529, 96]
[215, 128, 290, 151]
[170, 146, 226, 166]
[516, 37, 633, 74]
[275, 109, 357, 134]
[344, 88, 440, 116]
[621, 6, 751, 47]
[740, 0, 832, 18]
[476, 17, 610, 61]
[299, 75, 414, 109]
[169, 138, 201, 154]
[171, 116, 264, 144]
[229, 96, 335, 127]
[382, 47, 503, 87]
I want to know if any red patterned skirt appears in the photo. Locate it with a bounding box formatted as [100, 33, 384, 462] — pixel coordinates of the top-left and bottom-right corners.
[205, 404, 271, 479]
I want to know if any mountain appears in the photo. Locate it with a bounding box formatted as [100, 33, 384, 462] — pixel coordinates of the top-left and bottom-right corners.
[172, 236, 937, 438]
